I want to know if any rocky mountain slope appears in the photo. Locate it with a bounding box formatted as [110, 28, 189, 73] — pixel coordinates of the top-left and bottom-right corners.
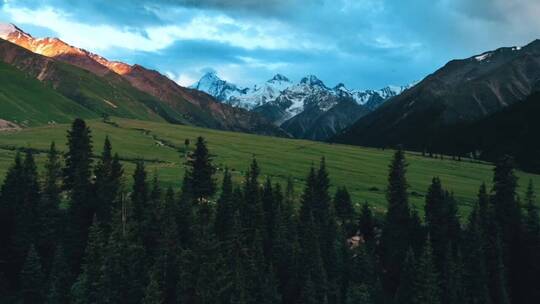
[0, 23, 283, 135]
[335, 39, 540, 149]
[192, 72, 411, 140]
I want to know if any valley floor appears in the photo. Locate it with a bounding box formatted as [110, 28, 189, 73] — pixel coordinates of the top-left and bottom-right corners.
[0, 117, 539, 214]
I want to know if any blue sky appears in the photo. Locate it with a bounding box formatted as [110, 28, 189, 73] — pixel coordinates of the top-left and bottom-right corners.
[1, 0, 540, 89]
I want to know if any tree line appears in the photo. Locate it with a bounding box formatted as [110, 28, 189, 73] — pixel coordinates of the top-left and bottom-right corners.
[0, 118, 539, 304]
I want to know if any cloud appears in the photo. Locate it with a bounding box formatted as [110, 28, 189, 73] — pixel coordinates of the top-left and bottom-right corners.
[2, 0, 540, 89]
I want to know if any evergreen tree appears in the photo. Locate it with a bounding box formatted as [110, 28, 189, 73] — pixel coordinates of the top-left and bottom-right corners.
[63, 119, 94, 274]
[380, 147, 411, 296]
[142, 263, 164, 304]
[522, 180, 540, 304]
[424, 178, 461, 303]
[463, 205, 491, 304]
[186, 137, 216, 202]
[395, 248, 416, 304]
[38, 142, 63, 275]
[409, 207, 426, 256]
[93, 137, 123, 229]
[413, 239, 440, 304]
[20, 245, 44, 304]
[1, 152, 41, 290]
[215, 169, 235, 242]
[46, 245, 71, 304]
[346, 284, 374, 304]
[358, 202, 375, 245]
[71, 217, 105, 304]
[273, 181, 300, 304]
[131, 161, 149, 225]
[490, 156, 522, 302]
[262, 177, 278, 261]
[158, 187, 180, 303]
[177, 172, 194, 249]
[241, 158, 264, 245]
[315, 158, 340, 304]
[298, 167, 328, 303]
[334, 187, 356, 237]
[0, 153, 23, 290]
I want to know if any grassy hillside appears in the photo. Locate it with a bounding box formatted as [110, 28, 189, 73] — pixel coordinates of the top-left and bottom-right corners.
[51, 62, 189, 124]
[1, 117, 539, 214]
[0, 39, 190, 125]
[0, 62, 98, 126]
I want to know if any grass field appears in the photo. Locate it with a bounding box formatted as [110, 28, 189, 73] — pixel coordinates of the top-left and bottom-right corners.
[0, 117, 539, 216]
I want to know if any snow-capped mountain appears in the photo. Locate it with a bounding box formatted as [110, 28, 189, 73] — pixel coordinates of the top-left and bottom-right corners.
[190, 71, 248, 102]
[191, 72, 414, 140]
[192, 72, 413, 121]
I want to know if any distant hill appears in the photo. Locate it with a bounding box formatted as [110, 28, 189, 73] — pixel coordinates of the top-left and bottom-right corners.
[336, 39, 540, 152]
[0, 23, 284, 136]
[0, 61, 97, 126]
[434, 92, 540, 173]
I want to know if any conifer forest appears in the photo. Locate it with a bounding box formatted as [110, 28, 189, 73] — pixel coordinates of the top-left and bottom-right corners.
[1, 119, 539, 304]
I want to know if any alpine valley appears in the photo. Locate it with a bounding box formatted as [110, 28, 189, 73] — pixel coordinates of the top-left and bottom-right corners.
[191, 71, 413, 140]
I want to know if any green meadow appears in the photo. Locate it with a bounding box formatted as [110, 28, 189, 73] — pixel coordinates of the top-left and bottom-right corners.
[1, 117, 539, 215]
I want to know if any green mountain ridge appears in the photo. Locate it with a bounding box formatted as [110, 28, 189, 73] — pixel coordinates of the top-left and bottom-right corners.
[0, 61, 98, 126]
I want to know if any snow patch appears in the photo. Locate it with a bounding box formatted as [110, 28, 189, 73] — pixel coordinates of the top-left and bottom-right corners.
[475, 52, 492, 62]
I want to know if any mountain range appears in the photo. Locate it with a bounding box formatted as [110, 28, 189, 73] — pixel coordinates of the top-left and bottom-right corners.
[0, 23, 284, 135]
[335, 39, 540, 171]
[191, 71, 413, 140]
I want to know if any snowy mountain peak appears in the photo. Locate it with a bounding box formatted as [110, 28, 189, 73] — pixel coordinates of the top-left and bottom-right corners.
[269, 74, 290, 83]
[191, 72, 246, 102]
[300, 75, 326, 88]
[191, 71, 415, 123]
[334, 83, 348, 91]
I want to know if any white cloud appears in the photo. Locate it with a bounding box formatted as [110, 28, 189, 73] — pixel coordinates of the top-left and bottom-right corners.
[165, 71, 198, 87]
[2, 3, 327, 53]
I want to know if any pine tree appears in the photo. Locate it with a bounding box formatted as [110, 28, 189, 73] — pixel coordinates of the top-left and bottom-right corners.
[131, 161, 148, 225]
[346, 284, 374, 304]
[0, 153, 24, 290]
[71, 217, 105, 304]
[273, 181, 299, 304]
[315, 158, 340, 304]
[334, 187, 356, 237]
[262, 177, 278, 261]
[177, 172, 194, 248]
[93, 137, 123, 230]
[395, 248, 416, 304]
[186, 136, 216, 203]
[490, 156, 522, 302]
[20, 245, 44, 304]
[63, 119, 94, 275]
[159, 187, 180, 303]
[142, 263, 164, 304]
[241, 158, 264, 244]
[522, 180, 540, 304]
[45, 245, 71, 304]
[463, 204, 491, 304]
[1, 152, 41, 291]
[424, 177, 462, 304]
[38, 142, 63, 275]
[380, 147, 411, 295]
[409, 207, 426, 256]
[298, 167, 328, 303]
[358, 202, 375, 244]
[215, 168, 235, 242]
[414, 239, 440, 304]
